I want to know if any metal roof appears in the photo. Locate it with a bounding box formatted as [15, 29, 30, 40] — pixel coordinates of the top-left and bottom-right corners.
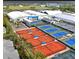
[54, 22, 75, 32]
[43, 10, 75, 24]
[44, 10, 62, 15]
[24, 10, 47, 16]
[54, 13, 75, 22]
[7, 11, 30, 20]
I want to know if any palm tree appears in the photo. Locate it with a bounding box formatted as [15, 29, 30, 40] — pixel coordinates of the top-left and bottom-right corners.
[15, 21, 20, 28]
[34, 51, 46, 59]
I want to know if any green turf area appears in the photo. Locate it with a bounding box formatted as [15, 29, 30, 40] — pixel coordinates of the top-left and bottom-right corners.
[4, 5, 56, 11]
[4, 4, 75, 13]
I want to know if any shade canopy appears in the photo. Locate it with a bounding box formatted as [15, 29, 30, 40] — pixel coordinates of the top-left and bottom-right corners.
[7, 11, 30, 20]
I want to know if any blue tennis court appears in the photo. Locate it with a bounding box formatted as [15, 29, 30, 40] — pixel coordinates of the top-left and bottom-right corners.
[44, 28, 60, 33]
[51, 31, 68, 38]
[38, 25, 54, 30]
[65, 38, 75, 46]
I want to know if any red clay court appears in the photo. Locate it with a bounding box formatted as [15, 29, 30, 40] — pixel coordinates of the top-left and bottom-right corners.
[16, 27, 67, 56]
[34, 41, 66, 56]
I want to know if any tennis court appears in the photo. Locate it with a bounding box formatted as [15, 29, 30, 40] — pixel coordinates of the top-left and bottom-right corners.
[16, 29, 28, 34]
[31, 21, 47, 26]
[16, 27, 67, 56]
[32, 30, 45, 36]
[37, 35, 54, 43]
[16, 27, 56, 44]
[46, 41, 66, 54]
[38, 25, 55, 30]
[20, 33, 34, 39]
[51, 31, 68, 38]
[37, 25, 70, 38]
[64, 37, 75, 49]
[34, 41, 66, 56]
[34, 45, 52, 56]
[26, 38, 41, 46]
[44, 28, 60, 34]
[53, 22, 75, 32]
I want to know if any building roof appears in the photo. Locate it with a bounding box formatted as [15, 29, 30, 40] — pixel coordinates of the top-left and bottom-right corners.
[43, 10, 75, 24]
[54, 22, 75, 32]
[44, 10, 62, 15]
[3, 40, 20, 59]
[7, 11, 30, 20]
[24, 10, 47, 16]
[54, 13, 75, 22]
[23, 17, 33, 22]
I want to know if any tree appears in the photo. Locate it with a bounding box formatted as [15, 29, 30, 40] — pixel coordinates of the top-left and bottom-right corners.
[34, 51, 46, 59]
[59, 4, 75, 13]
[15, 20, 21, 28]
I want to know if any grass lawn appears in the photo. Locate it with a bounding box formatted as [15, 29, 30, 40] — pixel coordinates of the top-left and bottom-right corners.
[4, 5, 56, 11]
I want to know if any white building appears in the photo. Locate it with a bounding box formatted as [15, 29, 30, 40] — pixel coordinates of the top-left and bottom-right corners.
[41, 10, 75, 24]
[7, 11, 30, 22]
[41, 10, 62, 16]
[53, 13, 75, 24]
